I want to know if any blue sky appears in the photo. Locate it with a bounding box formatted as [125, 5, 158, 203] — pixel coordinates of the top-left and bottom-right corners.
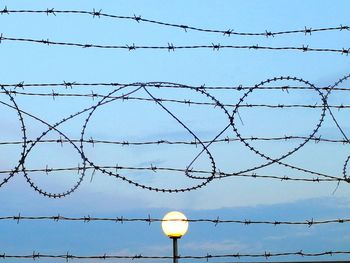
[1, 0, 350, 262]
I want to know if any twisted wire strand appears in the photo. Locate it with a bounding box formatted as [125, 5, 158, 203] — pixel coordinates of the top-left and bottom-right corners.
[78, 83, 217, 193]
[2, 82, 350, 91]
[0, 34, 349, 55]
[0, 165, 342, 183]
[0, 85, 143, 197]
[1, 135, 349, 147]
[0, 250, 349, 260]
[2, 90, 350, 109]
[177, 77, 341, 182]
[1, 7, 349, 37]
[1, 75, 350, 197]
[1, 214, 350, 226]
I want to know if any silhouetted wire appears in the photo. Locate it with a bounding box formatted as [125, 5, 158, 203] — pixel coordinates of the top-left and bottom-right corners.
[1, 74, 350, 198]
[0, 250, 349, 260]
[1, 214, 350, 227]
[317, 73, 350, 184]
[175, 77, 339, 182]
[2, 90, 350, 109]
[0, 85, 144, 197]
[0, 34, 349, 55]
[227, 77, 327, 179]
[79, 84, 216, 194]
[1, 82, 350, 91]
[1, 135, 349, 147]
[1, 7, 349, 37]
[0, 165, 342, 183]
[326, 74, 350, 143]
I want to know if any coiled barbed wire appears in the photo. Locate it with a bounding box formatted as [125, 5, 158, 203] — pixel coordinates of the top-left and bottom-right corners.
[1, 74, 350, 198]
[1, 7, 349, 38]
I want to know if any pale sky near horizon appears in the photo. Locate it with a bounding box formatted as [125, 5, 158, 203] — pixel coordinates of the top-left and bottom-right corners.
[1, 0, 350, 262]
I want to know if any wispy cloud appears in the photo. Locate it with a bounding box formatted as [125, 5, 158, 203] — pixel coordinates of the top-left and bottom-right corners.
[183, 239, 249, 253]
[264, 229, 314, 241]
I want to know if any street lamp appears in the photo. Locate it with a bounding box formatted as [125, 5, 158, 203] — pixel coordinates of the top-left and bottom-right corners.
[162, 211, 189, 263]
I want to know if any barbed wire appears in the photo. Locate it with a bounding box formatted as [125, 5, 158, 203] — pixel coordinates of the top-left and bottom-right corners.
[1, 74, 350, 197]
[1, 135, 349, 147]
[2, 90, 350, 109]
[0, 164, 343, 183]
[1, 214, 350, 227]
[0, 34, 349, 55]
[0, 250, 349, 260]
[2, 81, 350, 91]
[1, 7, 349, 258]
[1, 7, 349, 38]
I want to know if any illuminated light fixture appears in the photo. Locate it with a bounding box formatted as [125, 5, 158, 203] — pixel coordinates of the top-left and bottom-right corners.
[161, 211, 189, 263]
[162, 211, 189, 238]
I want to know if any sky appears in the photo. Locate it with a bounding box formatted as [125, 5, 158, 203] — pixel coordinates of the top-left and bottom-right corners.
[1, 0, 350, 262]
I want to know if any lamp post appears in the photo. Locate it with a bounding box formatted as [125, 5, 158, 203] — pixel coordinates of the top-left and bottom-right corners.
[161, 211, 189, 263]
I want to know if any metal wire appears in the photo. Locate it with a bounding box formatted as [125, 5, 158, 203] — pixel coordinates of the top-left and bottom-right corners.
[1, 34, 349, 55]
[0, 165, 343, 183]
[1, 7, 349, 37]
[0, 250, 349, 260]
[1, 74, 350, 197]
[1, 135, 349, 147]
[2, 90, 350, 109]
[1, 214, 350, 227]
[1, 82, 350, 91]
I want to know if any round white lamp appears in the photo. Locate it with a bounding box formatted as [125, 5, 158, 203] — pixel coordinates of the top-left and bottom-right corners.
[162, 211, 188, 263]
[162, 211, 189, 238]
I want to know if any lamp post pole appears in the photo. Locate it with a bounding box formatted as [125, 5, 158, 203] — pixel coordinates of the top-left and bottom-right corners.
[172, 237, 178, 263]
[161, 211, 189, 263]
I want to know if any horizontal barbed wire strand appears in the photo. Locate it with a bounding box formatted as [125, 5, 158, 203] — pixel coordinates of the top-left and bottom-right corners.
[0, 165, 344, 183]
[1, 135, 349, 147]
[1, 82, 350, 91]
[1, 7, 349, 37]
[2, 90, 350, 109]
[1, 214, 350, 226]
[2, 75, 350, 196]
[0, 34, 349, 55]
[0, 250, 349, 260]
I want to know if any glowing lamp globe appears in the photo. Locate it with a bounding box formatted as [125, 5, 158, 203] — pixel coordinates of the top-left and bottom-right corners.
[162, 211, 189, 238]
